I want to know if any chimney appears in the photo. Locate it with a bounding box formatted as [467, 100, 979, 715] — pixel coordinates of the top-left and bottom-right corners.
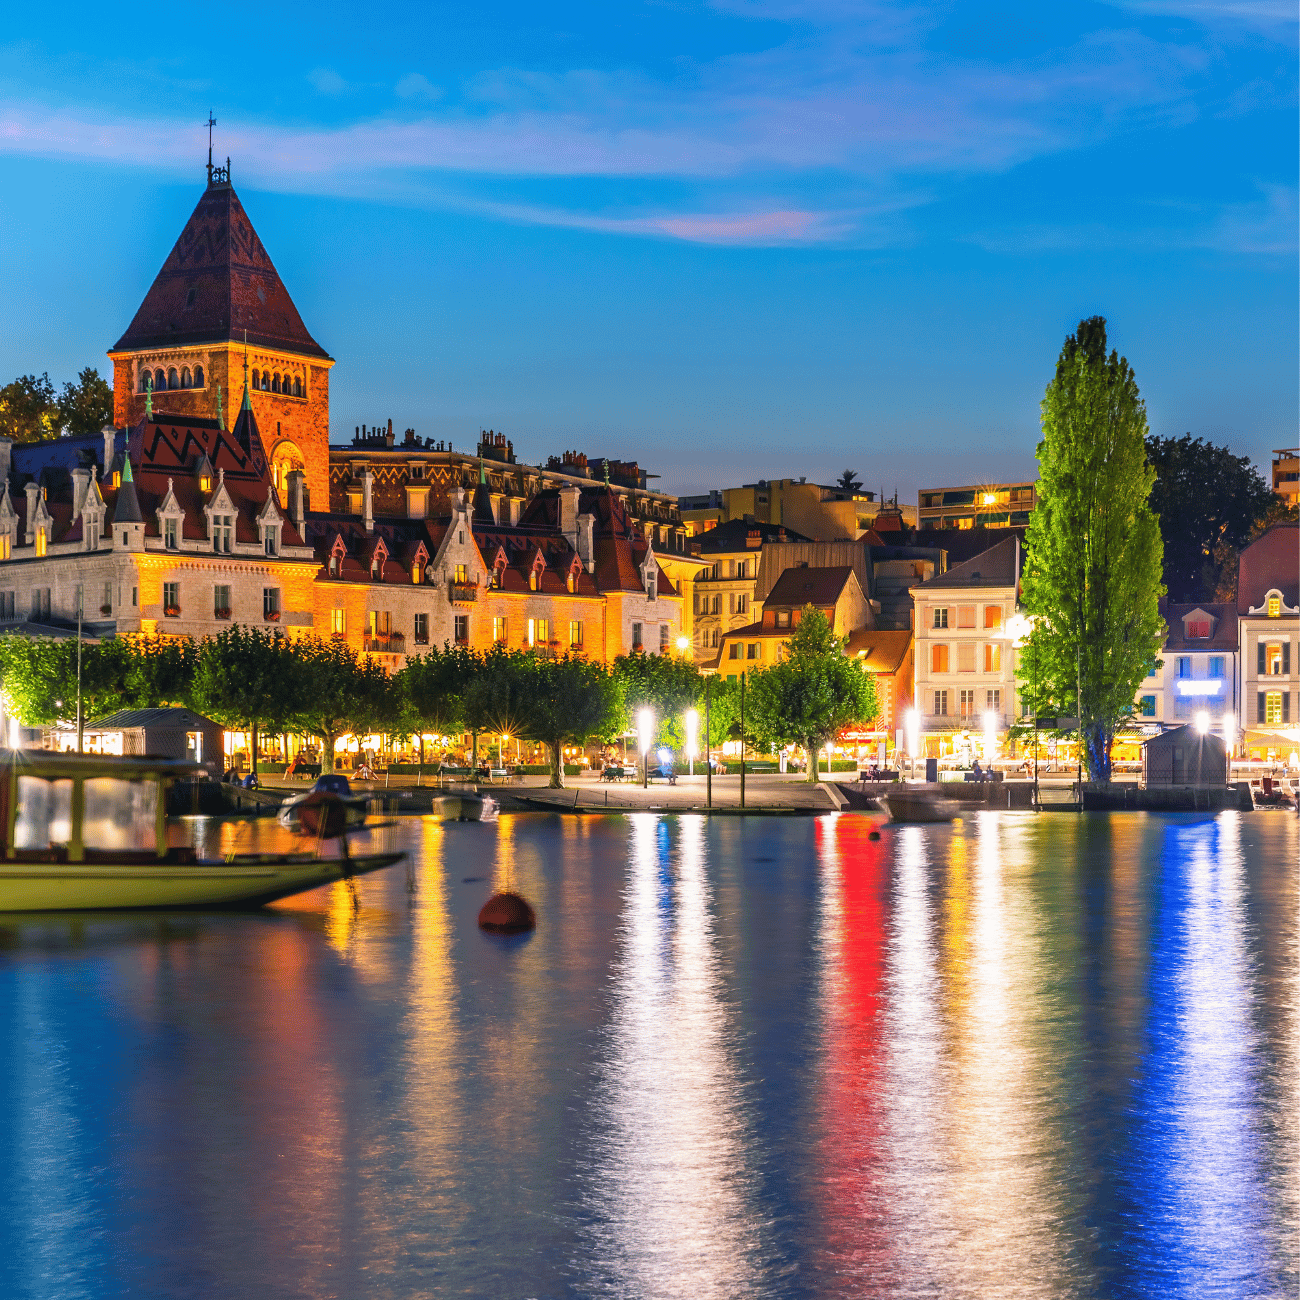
[287, 469, 306, 537]
[71, 467, 90, 516]
[362, 469, 374, 532]
[101, 426, 116, 477]
[577, 512, 595, 573]
[24, 482, 39, 543]
[385, 419, 394, 449]
[559, 483, 581, 549]
[0, 438, 11, 489]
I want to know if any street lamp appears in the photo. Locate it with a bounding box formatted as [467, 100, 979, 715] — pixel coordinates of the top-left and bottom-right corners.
[676, 635, 690, 657]
[638, 707, 654, 788]
[905, 707, 920, 781]
[1194, 710, 1210, 735]
[1222, 713, 1236, 782]
[684, 708, 699, 775]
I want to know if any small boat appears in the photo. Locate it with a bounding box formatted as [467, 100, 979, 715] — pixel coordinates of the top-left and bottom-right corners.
[0, 749, 404, 911]
[278, 773, 368, 830]
[431, 790, 498, 822]
[883, 784, 959, 824]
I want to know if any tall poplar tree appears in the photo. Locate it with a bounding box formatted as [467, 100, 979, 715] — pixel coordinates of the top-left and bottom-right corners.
[1017, 317, 1165, 782]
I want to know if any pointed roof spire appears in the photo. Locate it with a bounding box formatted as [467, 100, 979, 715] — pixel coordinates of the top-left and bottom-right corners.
[113, 455, 143, 524]
[110, 183, 329, 359]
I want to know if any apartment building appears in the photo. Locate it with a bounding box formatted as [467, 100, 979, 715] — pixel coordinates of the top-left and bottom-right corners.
[1273, 448, 1299, 507]
[1237, 524, 1299, 764]
[681, 478, 914, 542]
[1133, 601, 1239, 730]
[690, 517, 808, 661]
[918, 481, 1036, 530]
[909, 536, 1023, 757]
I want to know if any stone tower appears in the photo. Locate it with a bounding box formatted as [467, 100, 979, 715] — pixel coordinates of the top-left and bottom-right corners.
[107, 159, 333, 510]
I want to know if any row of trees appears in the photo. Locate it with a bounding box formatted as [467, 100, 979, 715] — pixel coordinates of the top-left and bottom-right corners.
[0, 369, 115, 442]
[0, 610, 882, 787]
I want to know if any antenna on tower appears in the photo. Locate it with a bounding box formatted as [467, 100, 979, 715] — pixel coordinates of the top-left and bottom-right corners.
[206, 112, 216, 185]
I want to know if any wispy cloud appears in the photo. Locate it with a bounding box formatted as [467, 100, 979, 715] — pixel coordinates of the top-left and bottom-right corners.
[0, 2, 1282, 247]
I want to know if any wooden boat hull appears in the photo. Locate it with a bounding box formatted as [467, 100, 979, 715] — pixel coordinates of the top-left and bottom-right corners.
[0, 851, 406, 912]
[883, 788, 958, 824]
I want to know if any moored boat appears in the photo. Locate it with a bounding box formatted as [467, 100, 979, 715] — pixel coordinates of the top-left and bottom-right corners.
[0, 749, 404, 911]
[883, 785, 959, 824]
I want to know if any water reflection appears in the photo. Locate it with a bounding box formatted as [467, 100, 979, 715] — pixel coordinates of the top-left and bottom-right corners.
[580, 814, 761, 1298]
[0, 810, 1294, 1299]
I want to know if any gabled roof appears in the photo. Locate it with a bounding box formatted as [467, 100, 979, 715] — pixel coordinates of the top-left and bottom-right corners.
[912, 536, 1021, 590]
[111, 182, 330, 359]
[765, 565, 855, 608]
[1238, 523, 1299, 615]
[844, 628, 913, 672]
[1161, 600, 1238, 652]
[84, 707, 220, 732]
[694, 517, 810, 555]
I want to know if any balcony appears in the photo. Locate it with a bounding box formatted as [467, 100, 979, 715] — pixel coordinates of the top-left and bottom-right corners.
[364, 632, 406, 654]
[449, 581, 479, 603]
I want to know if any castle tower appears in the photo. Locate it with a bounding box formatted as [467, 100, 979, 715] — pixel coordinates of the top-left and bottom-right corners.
[107, 158, 333, 509]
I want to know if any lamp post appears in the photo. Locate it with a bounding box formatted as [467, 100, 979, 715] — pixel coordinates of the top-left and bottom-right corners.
[1222, 712, 1236, 786]
[705, 678, 712, 808]
[739, 671, 746, 810]
[905, 707, 920, 783]
[638, 707, 654, 788]
[685, 708, 699, 776]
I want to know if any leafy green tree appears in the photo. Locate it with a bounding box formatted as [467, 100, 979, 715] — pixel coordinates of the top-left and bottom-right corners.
[463, 646, 534, 759]
[744, 606, 879, 783]
[1145, 433, 1275, 602]
[58, 368, 114, 436]
[191, 627, 304, 772]
[123, 636, 196, 708]
[397, 643, 480, 761]
[0, 635, 132, 727]
[1017, 317, 1165, 782]
[613, 651, 703, 747]
[519, 653, 625, 788]
[292, 636, 392, 774]
[0, 374, 60, 443]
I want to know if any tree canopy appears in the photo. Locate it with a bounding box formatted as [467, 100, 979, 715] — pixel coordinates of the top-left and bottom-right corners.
[0, 374, 61, 443]
[612, 651, 702, 746]
[59, 368, 114, 436]
[1145, 433, 1275, 603]
[744, 606, 879, 782]
[519, 653, 624, 788]
[0, 635, 133, 727]
[1017, 317, 1165, 782]
[292, 636, 391, 773]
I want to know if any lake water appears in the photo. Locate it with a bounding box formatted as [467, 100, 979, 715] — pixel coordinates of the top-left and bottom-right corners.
[0, 810, 1296, 1299]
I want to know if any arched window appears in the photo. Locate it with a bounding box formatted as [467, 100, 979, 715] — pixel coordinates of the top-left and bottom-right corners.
[167, 368, 178, 390]
[139, 370, 149, 393]
[250, 369, 259, 391]
[180, 367, 192, 388]
[292, 377, 302, 397]
[193, 364, 204, 388]
[262, 371, 271, 391]
[271, 374, 281, 394]
[154, 369, 166, 393]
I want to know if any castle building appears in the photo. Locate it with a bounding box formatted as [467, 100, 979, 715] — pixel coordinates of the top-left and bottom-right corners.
[107, 158, 333, 511]
[0, 162, 685, 690]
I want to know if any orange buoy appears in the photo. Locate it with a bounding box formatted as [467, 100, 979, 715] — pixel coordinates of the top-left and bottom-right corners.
[478, 891, 536, 934]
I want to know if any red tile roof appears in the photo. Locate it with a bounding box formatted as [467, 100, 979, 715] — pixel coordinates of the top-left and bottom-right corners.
[764, 565, 855, 607]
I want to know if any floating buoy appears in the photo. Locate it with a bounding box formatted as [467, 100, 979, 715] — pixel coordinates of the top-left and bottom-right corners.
[868, 830, 881, 841]
[478, 891, 536, 933]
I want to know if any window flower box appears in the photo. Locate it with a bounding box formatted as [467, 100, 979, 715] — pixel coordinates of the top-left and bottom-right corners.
[214, 608, 232, 620]
[99, 604, 112, 615]
[450, 581, 479, 603]
[263, 610, 281, 621]
[164, 606, 181, 618]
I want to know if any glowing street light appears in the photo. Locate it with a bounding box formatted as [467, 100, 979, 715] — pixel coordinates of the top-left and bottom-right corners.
[1194, 709, 1210, 735]
[684, 708, 699, 775]
[905, 707, 920, 780]
[638, 707, 655, 788]
[676, 635, 691, 657]
[1222, 711, 1236, 754]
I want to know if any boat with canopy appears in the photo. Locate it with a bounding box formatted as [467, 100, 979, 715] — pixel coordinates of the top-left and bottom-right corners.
[0, 749, 405, 911]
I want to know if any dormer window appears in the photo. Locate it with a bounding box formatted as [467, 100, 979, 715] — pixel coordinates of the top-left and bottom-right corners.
[329, 554, 339, 577]
[112, 471, 121, 489]
[1268, 595, 1281, 618]
[199, 472, 212, 493]
[212, 515, 232, 554]
[164, 518, 178, 550]
[412, 561, 422, 584]
[1187, 618, 1210, 639]
[263, 526, 278, 557]
[0, 536, 9, 561]
[34, 529, 46, 558]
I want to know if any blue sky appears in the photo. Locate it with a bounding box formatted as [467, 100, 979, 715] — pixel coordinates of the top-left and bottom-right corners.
[0, 0, 1294, 500]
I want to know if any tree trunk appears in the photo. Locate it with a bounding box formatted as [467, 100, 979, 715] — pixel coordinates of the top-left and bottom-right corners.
[548, 741, 565, 789]
[806, 737, 820, 783]
[251, 720, 258, 779]
[322, 729, 335, 774]
[1084, 721, 1112, 783]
